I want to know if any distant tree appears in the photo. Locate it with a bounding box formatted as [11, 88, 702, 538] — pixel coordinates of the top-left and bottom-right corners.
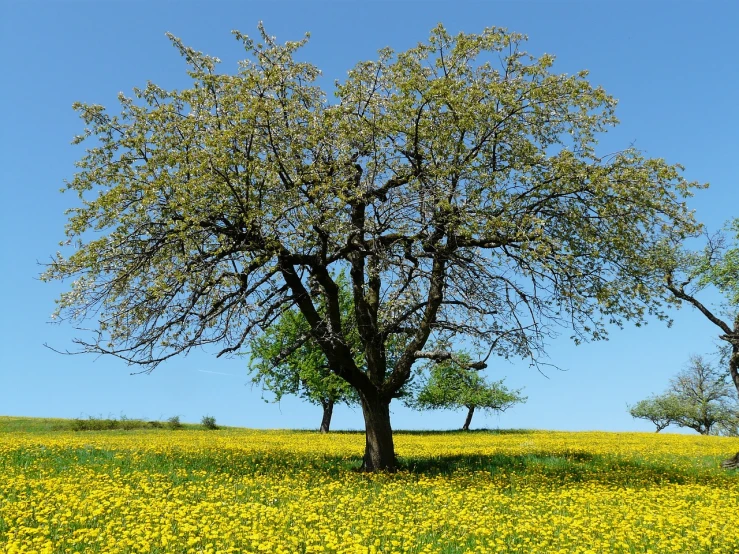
[629, 356, 738, 435]
[628, 394, 682, 433]
[43, 24, 703, 471]
[248, 273, 358, 433]
[414, 353, 525, 430]
[201, 415, 218, 430]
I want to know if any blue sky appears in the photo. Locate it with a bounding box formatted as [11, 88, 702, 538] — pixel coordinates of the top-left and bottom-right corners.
[1, 1, 737, 432]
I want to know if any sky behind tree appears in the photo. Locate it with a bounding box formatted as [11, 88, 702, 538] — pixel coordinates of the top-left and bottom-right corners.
[1, 0, 737, 432]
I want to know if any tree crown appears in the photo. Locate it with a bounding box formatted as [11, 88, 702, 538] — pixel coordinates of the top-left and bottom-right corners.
[44, 24, 702, 404]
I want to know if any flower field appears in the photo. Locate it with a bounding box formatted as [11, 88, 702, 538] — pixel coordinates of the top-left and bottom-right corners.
[1, 419, 738, 553]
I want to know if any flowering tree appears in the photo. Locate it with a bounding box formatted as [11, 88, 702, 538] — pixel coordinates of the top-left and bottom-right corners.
[45, 24, 701, 471]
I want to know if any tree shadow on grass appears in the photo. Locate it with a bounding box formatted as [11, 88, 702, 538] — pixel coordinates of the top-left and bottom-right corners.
[299, 428, 535, 436]
[395, 451, 734, 487]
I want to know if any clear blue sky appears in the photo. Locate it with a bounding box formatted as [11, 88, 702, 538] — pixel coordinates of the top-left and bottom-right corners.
[1, 1, 737, 432]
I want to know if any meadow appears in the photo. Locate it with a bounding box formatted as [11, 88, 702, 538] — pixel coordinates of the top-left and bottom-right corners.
[1, 416, 738, 554]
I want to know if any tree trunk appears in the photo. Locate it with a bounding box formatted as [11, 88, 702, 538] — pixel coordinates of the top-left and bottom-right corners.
[729, 342, 739, 398]
[721, 452, 739, 470]
[359, 393, 396, 472]
[319, 399, 334, 433]
[462, 406, 475, 431]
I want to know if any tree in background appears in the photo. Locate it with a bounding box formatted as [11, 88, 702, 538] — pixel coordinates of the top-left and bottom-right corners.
[44, 24, 703, 471]
[628, 394, 682, 433]
[414, 353, 525, 430]
[629, 356, 738, 435]
[248, 273, 358, 433]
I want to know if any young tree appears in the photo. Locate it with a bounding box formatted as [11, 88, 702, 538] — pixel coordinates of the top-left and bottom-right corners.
[628, 394, 682, 433]
[248, 273, 358, 433]
[249, 307, 356, 433]
[414, 354, 525, 430]
[629, 356, 738, 435]
[44, 24, 702, 471]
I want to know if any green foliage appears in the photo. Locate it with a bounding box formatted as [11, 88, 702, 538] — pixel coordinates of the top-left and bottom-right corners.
[692, 219, 739, 307]
[414, 353, 525, 416]
[167, 416, 183, 430]
[201, 415, 218, 430]
[629, 394, 690, 433]
[69, 415, 170, 431]
[44, 23, 701, 372]
[72, 417, 121, 431]
[630, 356, 738, 435]
[248, 272, 359, 409]
[43, 22, 705, 469]
[664, 218, 739, 402]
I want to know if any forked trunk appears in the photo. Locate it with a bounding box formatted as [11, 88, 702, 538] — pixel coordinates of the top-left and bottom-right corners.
[462, 406, 475, 431]
[319, 399, 334, 433]
[360, 393, 396, 472]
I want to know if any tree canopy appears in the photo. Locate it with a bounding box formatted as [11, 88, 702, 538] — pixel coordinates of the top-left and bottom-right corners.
[44, 23, 703, 470]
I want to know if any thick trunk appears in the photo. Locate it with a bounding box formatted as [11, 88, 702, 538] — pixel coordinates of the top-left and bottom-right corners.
[462, 406, 475, 431]
[360, 394, 396, 472]
[729, 343, 739, 398]
[722, 452, 739, 469]
[319, 399, 334, 433]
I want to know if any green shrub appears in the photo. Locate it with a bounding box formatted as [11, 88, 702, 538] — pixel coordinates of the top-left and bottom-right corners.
[72, 416, 119, 431]
[167, 416, 183, 430]
[201, 415, 218, 430]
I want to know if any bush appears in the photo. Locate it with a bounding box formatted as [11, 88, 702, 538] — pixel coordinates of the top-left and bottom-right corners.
[72, 416, 119, 431]
[201, 415, 218, 430]
[71, 415, 152, 431]
[167, 415, 183, 430]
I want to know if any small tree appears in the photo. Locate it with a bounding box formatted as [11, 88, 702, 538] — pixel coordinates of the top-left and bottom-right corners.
[248, 274, 358, 433]
[628, 394, 682, 433]
[415, 354, 525, 430]
[630, 356, 738, 435]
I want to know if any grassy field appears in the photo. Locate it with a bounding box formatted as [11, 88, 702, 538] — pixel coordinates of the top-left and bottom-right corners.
[1, 416, 738, 553]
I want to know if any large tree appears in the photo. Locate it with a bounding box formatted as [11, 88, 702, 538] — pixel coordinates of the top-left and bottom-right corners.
[44, 24, 702, 471]
[665, 219, 739, 397]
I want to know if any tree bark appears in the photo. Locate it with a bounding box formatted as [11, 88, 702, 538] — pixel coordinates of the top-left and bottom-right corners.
[462, 406, 475, 431]
[319, 399, 334, 433]
[359, 393, 396, 472]
[729, 342, 739, 399]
